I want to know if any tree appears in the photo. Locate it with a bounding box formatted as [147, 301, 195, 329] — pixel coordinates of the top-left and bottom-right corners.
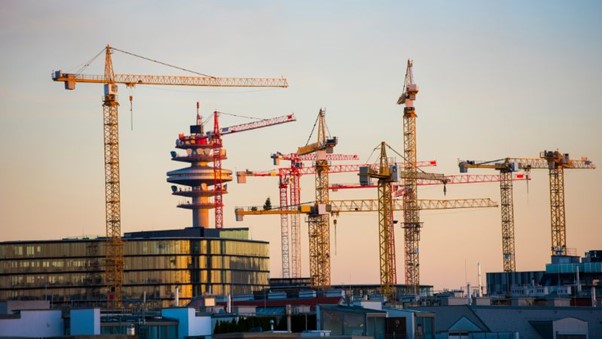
[263, 197, 272, 211]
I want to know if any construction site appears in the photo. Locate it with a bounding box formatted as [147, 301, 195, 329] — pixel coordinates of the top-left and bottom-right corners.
[2, 2, 602, 337]
[0, 45, 596, 307]
[1, 40, 601, 337]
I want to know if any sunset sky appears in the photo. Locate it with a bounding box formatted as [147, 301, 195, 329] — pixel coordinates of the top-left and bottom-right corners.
[1, 1, 600, 291]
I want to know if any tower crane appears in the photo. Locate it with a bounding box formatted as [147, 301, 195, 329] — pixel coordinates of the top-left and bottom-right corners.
[459, 151, 595, 262]
[168, 106, 296, 228]
[538, 151, 595, 256]
[297, 109, 338, 288]
[52, 45, 288, 308]
[458, 158, 526, 272]
[395, 59, 506, 295]
[360, 142, 397, 300]
[397, 59, 422, 294]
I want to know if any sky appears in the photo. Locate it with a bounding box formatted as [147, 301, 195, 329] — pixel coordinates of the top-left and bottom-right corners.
[1, 1, 601, 292]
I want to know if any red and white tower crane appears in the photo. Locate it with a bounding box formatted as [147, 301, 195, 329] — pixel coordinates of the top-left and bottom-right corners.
[168, 105, 296, 229]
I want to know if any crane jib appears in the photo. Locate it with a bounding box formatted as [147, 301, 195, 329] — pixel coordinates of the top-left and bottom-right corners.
[52, 71, 289, 89]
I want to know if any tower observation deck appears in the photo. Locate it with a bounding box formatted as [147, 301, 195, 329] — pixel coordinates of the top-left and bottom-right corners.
[167, 113, 233, 228]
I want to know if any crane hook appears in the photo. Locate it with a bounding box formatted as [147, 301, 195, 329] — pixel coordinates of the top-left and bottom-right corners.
[333, 218, 338, 256]
[129, 95, 134, 131]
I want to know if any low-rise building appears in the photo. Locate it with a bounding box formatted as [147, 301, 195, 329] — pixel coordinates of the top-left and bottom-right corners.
[0, 227, 270, 308]
[412, 305, 602, 338]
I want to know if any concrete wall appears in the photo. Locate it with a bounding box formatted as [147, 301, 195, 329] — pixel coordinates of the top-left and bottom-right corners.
[0, 309, 63, 337]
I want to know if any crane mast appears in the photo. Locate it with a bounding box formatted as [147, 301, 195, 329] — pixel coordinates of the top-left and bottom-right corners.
[547, 157, 565, 256]
[398, 59, 422, 294]
[53, 44, 288, 308]
[212, 112, 225, 228]
[298, 109, 336, 288]
[538, 150, 595, 255]
[459, 159, 523, 272]
[361, 142, 397, 300]
[102, 46, 123, 307]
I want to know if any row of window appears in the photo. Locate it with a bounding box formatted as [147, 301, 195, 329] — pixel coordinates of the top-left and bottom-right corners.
[2, 269, 269, 289]
[0, 239, 269, 259]
[1, 258, 99, 271]
[1, 254, 269, 273]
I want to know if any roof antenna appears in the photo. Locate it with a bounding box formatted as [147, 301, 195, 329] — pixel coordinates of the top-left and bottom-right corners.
[196, 101, 202, 125]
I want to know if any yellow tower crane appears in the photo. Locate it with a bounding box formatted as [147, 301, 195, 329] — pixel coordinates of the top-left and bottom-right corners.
[361, 142, 398, 300]
[296, 109, 338, 288]
[534, 151, 595, 255]
[52, 44, 288, 308]
[396, 59, 422, 294]
[458, 158, 526, 272]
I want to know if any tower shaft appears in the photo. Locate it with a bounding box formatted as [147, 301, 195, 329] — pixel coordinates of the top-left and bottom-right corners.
[279, 181, 291, 278]
[549, 167, 566, 255]
[309, 156, 331, 288]
[402, 107, 421, 294]
[376, 142, 397, 301]
[289, 170, 302, 278]
[500, 171, 516, 272]
[103, 93, 123, 308]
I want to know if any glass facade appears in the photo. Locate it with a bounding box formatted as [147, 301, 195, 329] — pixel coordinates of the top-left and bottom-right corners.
[0, 234, 269, 308]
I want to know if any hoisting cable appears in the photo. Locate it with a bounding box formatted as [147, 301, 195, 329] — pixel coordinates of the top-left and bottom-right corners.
[71, 47, 105, 75]
[385, 142, 449, 195]
[216, 111, 269, 121]
[303, 113, 320, 146]
[111, 47, 216, 78]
